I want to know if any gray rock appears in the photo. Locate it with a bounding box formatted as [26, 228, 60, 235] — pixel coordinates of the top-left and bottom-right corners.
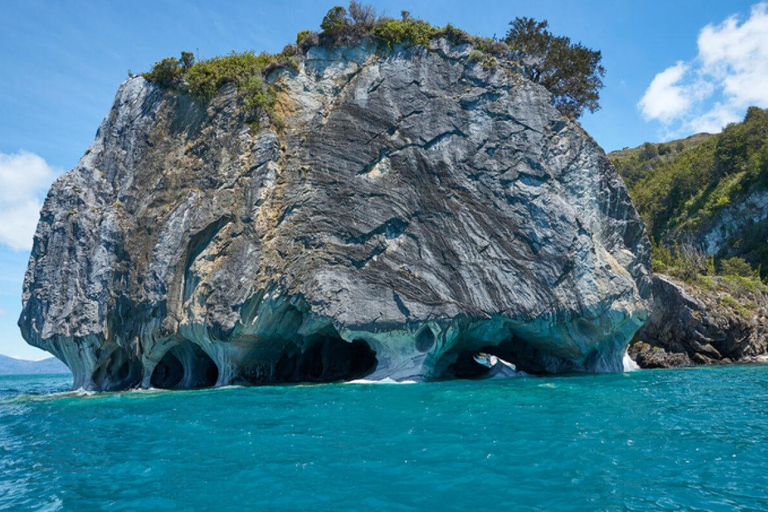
[630, 274, 768, 368]
[19, 39, 651, 390]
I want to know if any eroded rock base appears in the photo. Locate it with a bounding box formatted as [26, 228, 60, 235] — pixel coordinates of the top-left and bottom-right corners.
[39, 296, 639, 391]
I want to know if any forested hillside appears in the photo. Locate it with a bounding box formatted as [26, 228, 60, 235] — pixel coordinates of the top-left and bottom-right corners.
[612, 108, 768, 367]
[610, 107, 768, 280]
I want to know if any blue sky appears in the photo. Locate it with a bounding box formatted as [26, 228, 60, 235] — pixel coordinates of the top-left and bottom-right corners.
[0, 0, 765, 359]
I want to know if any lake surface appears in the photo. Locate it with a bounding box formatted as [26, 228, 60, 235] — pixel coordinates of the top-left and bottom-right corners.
[2, 366, 768, 511]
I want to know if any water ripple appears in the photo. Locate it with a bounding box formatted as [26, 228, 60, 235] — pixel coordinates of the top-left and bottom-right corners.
[1, 367, 768, 510]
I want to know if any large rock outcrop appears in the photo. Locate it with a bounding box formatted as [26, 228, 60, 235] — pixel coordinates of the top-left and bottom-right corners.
[20, 40, 651, 390]
[629, 274, 768, 368]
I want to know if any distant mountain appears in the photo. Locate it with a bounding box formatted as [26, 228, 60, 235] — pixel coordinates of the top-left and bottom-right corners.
[0, 354, 70, 375]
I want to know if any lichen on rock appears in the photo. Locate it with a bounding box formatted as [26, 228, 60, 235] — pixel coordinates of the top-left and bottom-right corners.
[20, 38, 651, 390]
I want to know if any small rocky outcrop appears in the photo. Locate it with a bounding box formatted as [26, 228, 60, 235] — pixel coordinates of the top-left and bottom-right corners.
[20, 39, 651, 390]
[629, 274, 768, 368]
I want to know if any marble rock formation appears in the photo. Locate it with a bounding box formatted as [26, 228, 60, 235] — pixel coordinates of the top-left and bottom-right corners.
[20, 39, 651, 390]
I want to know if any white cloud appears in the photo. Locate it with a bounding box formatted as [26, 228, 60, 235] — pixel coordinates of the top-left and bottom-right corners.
[639, 2, 768, 133]
[0, 309, 6, 317]
[0, 151, 57, 251]
[688, 102, 742, 133]
[638, 62, 691, 123]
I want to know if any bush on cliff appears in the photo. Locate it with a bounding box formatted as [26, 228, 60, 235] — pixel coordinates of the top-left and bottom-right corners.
[144, 57, 183, 87]
[371, 15, 439, 48]
[145, 50, 292, 126]
[145, 2, 606, 124]
[652, 243, 766, 314]
[504, 17, 605, 119]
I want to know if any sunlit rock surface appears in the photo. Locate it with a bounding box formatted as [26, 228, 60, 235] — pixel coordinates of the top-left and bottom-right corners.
[20, 40, 651, 390]
[629, 274, 768, 368]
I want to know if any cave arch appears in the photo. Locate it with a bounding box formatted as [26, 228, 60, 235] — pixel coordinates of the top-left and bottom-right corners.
[150, 341, 219, 389]
[238, 330, 378, 385]
[435, 328, 573, 380]
[290, 337, 377, 383]
[150, 350, 184, 389]
[92, 345, 143, 391]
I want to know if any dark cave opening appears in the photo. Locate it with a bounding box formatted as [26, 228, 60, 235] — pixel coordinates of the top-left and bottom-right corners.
[415, 327, 436, 352]
[241, 333, 378, 385]
[92, 345, 143, 391]
[150, 342, 219, 389]
[150, 350, 184, 389]
[436, 330, 554, 380]
[444, 350, 494, 380]
[281, 336, 377, 383]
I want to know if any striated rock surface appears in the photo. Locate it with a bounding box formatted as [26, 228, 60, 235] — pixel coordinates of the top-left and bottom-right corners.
[630, 274, 768, 368]
[20, 40, 651, 390]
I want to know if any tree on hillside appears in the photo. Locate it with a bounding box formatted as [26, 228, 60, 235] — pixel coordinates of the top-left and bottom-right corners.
[348, 0, 376, 28]
[320, 6, 350, 36]
[505, 17, 605, 119]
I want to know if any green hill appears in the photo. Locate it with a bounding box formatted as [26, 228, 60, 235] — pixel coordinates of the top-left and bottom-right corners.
[610, 106, 768, 280]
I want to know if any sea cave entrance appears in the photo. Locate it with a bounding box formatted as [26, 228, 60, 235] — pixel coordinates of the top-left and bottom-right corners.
[239, 330, 378, 385]
[92, 345, 143, 391]
[150, 341, 219, 389]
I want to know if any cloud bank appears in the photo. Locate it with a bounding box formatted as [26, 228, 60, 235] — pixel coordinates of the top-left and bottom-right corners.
[0, 151, 57, 251]
[639, 2, 768, 134]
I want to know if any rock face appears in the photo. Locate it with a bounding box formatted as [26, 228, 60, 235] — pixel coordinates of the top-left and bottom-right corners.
[699, 189, 768, 256]
[629, 274, 768, 368]
[20, 40, 652, 390]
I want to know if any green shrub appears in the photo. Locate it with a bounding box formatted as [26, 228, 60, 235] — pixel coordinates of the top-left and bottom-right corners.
[180, 51, 195, 68]
[720, 294, 750, 316]
[639, 142, 658, 161]
[296, 30, 319, 51]
[145, 57, 183, 87]
[185, 51, 274, 98]
[296, 30, 312, 45]
[468, 50, 483, 62]
[320, 6, 349, 36]
[371, 17, 439, 48]
[482, 56, 498, 68]
[348, 0, 376, 28]
[719, 257, 758, 278]
[651, 242, 714, 282]
[437, 23, 473, 45]
[145, 50, 292, 126]
[281, 44, 298, 56]
[241, 75, 276, 126]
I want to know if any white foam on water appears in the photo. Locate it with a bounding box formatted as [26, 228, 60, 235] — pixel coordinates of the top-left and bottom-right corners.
[623, 349, 641, 372]
[346, 378, 418, 385]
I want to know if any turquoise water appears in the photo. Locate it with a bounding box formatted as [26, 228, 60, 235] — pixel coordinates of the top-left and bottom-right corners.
[2, 367, 768, 511]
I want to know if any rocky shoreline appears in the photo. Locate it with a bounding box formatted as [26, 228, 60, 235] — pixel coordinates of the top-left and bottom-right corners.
[628, 274, 768, 369]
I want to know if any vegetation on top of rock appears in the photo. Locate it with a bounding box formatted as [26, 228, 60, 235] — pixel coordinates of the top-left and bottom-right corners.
[144, 2, 605, 122]
[650, 243, 767, 317]
[504, 17, 605, 118]
[144, 49, 294, 127]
